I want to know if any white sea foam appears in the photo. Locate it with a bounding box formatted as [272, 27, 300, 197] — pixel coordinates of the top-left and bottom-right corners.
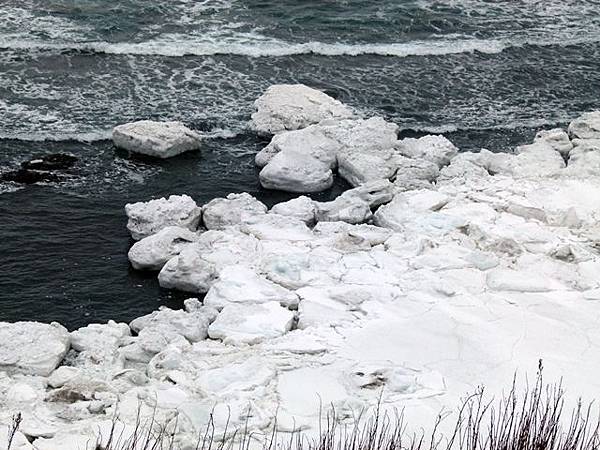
[0, 129, 113, 143]
[400, 116, 574, 135]
[2, 33, 599, 58]
[0, 127, 242, 143]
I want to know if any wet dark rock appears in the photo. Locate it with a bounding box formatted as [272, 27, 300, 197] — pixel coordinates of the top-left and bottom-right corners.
[21, 153, 78, 171]
[1, 153, 78, 184]
[1, 169, 62, 184]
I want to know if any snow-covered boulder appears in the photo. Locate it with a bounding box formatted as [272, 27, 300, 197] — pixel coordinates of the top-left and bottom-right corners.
[128, 226, 199, 270]
[195, 229, 261, 269]
[333, 118, 399, 186]
[341, 116, 399, 150]
[0, 322, 70, 376]
[125, 194, 201, 240]
[258, 117, 398, 192]
[437, 149, 516, 182]
[297, 286, 359, 329]
[130, 304, 218, 342]
[48, 366, 81, 388]
[270, 196, 317, 225]
[70, 320, 130, 353]
[312, 180, 392, 224]
[208, 301, 295, 344]
[204, 265, 299, 310]
[393, 156, 440, 191]
[255, 124, 341, 169]
[395, 135, 458, 168]
[259, 151, 333, 192]
[568, 111, 600, 139]
[112, 120, 202, 158]
[313, 221, 393, 248]
[240, 213, 314, 241]
[315, 195, 372, 224]
[202, 193, 267, 230]
[373, 189, 451, 232]
[341, 179, 395, 208]
[251, 84, 354, 135]
[337, 150, 396, 187]
[513, 142, 565, 177]
[534, 128, 572, 156]
[438, 156, 490, 182]
[567, 140, 600, 175]
[158, 245, 218, 293]
[68, 320, 131, 378]
[486, 268, 564, 292]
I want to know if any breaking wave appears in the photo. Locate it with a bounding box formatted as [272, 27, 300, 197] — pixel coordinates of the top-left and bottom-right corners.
[2, 34, 599, 58]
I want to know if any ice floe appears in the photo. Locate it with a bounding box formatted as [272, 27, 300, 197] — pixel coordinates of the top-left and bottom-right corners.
[3, 88, 600, 448]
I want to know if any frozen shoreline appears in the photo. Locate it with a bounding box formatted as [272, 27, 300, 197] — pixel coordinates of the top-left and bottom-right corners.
[2, 86, 600, 449]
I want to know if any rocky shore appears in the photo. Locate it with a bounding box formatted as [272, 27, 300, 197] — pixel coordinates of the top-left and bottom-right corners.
[2, 85, 600, 449]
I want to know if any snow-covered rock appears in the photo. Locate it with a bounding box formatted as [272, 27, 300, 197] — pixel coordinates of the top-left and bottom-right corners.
[438, 153, 491, 182]
[195, 229, 261, 269]
[438, 149, 518, 182]
[259, 151, 333, 192]
[112, 120, 202, 158]
[48, 366, 81, 389]
[512, 142, 565, 177]
[50, 107, 600, 442]
[125, 194, 201, 240]
[313, 222, 393, 247]
[393, 156, 440, 191]
[251, 84, 354, 135]
[0, 322, 69, 376]
[341, 179, 395, 208]
[566, 139, 600, 175]
[297, 286, 361, 329]
[568, 111, 600, 139]
[258, 117, 398, 192]
[70, 320, 130, 353]
[128, 226, 199, 270]
[486, 268, 564, 292]
[374, 189, 452, 233]
[534, 128, 572, 156]
[337, 150, 396, 187]
[255, 124, 341, 169]
[312, 180, 394, 225]
[202, 193, 267, 230]
[333, 118, 399, 186]
[158, 245, 218, 293]
[240, 214, 314, 241]
[208, 301, 295, 344]
[120, 326, 190, 363]
[270, 196, 317, 225]
[338, 117, 399, 152]
[315, 194, 372, 224]
[130, 305, 217, 342]
[395, 135, 458, 168]
[204, 265, 299, 310]
[68, 321, 131, 378]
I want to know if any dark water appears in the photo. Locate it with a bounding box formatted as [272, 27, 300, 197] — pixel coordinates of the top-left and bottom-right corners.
[1, 1, 599, 329]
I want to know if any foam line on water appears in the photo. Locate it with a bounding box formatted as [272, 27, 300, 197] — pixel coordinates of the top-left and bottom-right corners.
[2, 34, 599, 58]
[0, 127, 242, 143]
[0, 130, 113, 143]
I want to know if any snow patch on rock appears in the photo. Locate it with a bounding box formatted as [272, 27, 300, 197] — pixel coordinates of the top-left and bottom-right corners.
[113, 120, 201, 159]
[125, 195, 201, 240]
